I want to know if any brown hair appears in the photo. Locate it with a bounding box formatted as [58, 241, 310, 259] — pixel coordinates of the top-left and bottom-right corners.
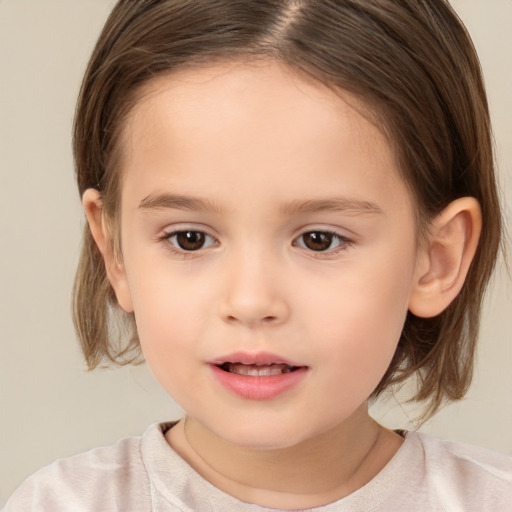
[73, 0, 502, 420]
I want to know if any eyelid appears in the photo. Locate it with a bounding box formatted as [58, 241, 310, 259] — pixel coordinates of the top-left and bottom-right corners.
[292, 228, 355, 256]
[169, 230, 217, 248]
[157, 225, 219, 256]
[157, 222, 217, 240]
[155, 224, 355, 258]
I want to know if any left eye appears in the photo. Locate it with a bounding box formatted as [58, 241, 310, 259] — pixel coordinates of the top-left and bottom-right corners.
[166, 230, 217, 251]
[294, 231, 348, 252]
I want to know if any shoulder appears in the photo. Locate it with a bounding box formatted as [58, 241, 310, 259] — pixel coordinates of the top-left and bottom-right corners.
[414, 431, 512, 478]
[2, 424, 165, 512]
[408, 431, 512, 510]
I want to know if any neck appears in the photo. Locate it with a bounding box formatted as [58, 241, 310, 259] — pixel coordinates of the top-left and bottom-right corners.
[166, 405, 403, 509]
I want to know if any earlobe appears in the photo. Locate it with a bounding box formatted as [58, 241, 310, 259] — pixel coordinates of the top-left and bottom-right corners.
[408, 197, 482, 318]
[82, 188, 134, 313]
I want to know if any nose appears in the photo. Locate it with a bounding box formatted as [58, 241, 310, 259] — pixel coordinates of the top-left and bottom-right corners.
[218, 250, 290, 327]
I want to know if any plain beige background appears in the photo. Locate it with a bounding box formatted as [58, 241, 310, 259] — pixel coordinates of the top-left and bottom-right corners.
[0, 0, 511, 505]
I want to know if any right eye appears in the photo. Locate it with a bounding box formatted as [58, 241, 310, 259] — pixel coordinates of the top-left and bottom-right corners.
[166, 230, 217, 251]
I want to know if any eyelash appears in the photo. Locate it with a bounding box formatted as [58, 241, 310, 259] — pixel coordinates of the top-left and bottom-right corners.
[293, 231, 353, 255]
[159, 230, 219, 257]
[158, 229, 353, 257]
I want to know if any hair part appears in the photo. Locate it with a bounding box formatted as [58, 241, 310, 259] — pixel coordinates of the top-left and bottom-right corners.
[73, 0, 502, 421]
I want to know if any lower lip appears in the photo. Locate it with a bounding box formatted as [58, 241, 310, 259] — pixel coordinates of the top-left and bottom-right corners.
[209, 365, 307, 400]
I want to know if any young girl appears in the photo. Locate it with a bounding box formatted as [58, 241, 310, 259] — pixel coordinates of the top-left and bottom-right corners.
[4, 0, 511, 510]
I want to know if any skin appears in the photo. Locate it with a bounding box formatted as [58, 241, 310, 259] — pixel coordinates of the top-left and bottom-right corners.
[84, 60, 481, 509]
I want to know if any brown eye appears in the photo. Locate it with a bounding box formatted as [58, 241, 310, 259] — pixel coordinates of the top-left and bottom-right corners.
[296, 231, 346, 252]
[169, 231, 214, 251]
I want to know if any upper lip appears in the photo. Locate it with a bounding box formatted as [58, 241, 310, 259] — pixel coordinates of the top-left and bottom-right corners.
[209, 351, 305, 367]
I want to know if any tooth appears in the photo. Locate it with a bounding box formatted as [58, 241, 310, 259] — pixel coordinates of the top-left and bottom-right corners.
[225, 363, 295, 376]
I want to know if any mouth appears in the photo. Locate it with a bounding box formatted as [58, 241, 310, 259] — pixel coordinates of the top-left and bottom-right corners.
[218, 362, 300, 376]
[209, 352, 307, 400]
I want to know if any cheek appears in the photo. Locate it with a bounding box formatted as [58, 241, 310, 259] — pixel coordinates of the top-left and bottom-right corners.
[122, 254, 209, 359]
[301, 248, 416, 383]
[130, 278, 206, 399]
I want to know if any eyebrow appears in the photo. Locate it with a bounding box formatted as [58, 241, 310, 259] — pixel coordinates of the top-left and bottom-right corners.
[139, 193, 223, 213]
[139, 193, 382, 216]
[281, 198, 383, 216]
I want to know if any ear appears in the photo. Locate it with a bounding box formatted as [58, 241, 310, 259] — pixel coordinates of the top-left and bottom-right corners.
[408, 197, 482, 318]
[82, 188, 134, 313]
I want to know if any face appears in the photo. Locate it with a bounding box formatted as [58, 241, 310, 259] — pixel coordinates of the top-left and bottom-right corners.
[113, 61, 423, 449]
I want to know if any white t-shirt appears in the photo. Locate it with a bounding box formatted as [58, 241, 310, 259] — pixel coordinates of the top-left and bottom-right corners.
[4, 422, 512, 511]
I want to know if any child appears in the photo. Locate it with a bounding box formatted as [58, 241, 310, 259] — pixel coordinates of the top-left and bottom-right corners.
[4, 0, 511, 510]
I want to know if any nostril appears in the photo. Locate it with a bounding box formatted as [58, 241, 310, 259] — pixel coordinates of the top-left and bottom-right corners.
[219, 296, 289, 326]
[225, 314, 277, 324]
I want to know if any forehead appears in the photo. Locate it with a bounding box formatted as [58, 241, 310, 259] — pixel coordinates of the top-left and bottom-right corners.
[118, 60, 409, 213]
[124, 60, 387, 154]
